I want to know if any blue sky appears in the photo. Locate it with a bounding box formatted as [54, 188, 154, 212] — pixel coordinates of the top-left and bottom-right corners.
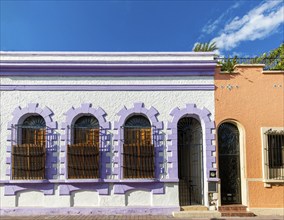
[1, 0, 283, 57]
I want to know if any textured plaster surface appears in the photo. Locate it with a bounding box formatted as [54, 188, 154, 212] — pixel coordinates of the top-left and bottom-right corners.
[215, 67, 284, 208]
[0, 76, 213, 85]
[126, 190, 151, 206]
[71, 191, 99, 207]
[17, 191, 44, 207]
[0, 76, 214, 208]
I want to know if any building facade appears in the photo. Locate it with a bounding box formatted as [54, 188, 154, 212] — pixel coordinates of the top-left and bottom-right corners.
[0, 52, 218, 215]
[1, 52, 283, 216]
[215, 65, 284, 215]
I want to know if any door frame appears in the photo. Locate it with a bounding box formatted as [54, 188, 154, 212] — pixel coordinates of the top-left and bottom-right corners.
[177, 117, 204, 206]
[217, 120, 247, 207]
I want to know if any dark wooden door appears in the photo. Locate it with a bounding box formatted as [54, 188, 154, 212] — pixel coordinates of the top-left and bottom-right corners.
[218, 123, 242, 204]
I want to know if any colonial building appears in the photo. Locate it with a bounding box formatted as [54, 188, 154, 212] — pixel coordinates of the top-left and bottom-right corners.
[0, 52, 218, 215]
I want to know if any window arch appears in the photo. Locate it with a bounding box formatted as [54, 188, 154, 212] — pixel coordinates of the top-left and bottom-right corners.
[123, 115, 154, 179]
[12, 115, 46, 180]
[68, 115, 100, 179]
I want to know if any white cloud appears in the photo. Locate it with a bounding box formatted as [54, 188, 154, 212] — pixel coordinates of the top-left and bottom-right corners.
[201, 2, 241, 34]
[212, 0, 284, 51]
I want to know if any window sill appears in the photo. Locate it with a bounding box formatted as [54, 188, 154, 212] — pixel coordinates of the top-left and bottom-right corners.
[0, 179, 55, 184]
[0, 178, 179, 184]
[263, 179, 284, 187]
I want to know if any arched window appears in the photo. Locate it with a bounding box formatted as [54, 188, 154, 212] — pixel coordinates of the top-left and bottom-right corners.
[123, 115, 154, 179]
[12, 115, 46, 180]
[68, 116, 100, 179]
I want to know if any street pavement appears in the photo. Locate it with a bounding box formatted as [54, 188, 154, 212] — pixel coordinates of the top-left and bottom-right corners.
[0, 215, 283, 220]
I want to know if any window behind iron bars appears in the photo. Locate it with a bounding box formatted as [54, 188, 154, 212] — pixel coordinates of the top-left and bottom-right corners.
[266, 131, 284, 180]
[68, 125, 100, 179]
[12, 124, 46, 180]
[123, 126, 155, 179]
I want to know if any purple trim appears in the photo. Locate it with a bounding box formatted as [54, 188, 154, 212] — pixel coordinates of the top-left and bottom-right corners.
[4, 183, 54, 196]
[61, 103, 111, 179]
[0, 207, 179, 216]
[167, 104, 217, 180]
[5, 103, 57, 195]
[0, 179, 179, 184]
[0, 62, 216, 73]
[0, 84, 215, 91]
[113, 102, 164, 180]
[0, 71, 214, 77]
[59, 183, 109, 195]
[114, 182, 164, 194]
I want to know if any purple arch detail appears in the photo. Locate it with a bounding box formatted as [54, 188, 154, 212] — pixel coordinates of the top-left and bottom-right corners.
[113, 102, 164, 179]
[61, 103, 111, 179]
[167, 104, 217, 180]
[5, 103, 57, 195]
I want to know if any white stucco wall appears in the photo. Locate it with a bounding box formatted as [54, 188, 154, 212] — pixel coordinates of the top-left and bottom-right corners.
[0, 75, 215, 208]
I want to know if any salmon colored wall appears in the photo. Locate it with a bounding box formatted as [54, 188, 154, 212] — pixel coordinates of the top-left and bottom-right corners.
[249, 182, 284, 208]
[215, 65, 284, 208]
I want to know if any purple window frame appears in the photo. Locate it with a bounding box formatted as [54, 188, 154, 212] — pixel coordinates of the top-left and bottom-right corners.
[113, 102, 164, 180]
[5, 103, 57, 195]
[60, 103, 111, 180]
[167, 104, 218, 181]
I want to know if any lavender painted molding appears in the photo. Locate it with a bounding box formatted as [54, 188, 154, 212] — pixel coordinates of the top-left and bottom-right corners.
[0, 63, 216, 77]
[5, 103, 57, 195]
[4, 183, 54, 196]
[167, 104, 218, 180]
[114, 182, 164, 194]
[113, 102, 164, 181]
[0, 84, 215, 91]
[60, 183, 109, 195]
[60, 103, 111, 192]
[0, 71, 214, 77]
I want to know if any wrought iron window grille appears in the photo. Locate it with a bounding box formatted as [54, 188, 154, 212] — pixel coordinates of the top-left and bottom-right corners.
[121, 123, 156, 179]
[11, 123, 47, 180]
[67, 116, 101, 179]
[264, 129, 284, 180]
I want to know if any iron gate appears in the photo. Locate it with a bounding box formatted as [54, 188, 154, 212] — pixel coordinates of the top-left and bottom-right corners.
[178, 117, 203, 206]
[218, 123, 242, 204]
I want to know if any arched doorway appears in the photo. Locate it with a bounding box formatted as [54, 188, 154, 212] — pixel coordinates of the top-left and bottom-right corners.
[218, 122, 242, 204]
[178, 117, 203, 206]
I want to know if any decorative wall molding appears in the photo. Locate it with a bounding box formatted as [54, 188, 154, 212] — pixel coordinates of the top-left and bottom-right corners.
[113, 102, 164, 179]
[113, 182, 164, 194]
[4, 183, 55, 196]
[59, 183, 109, 195]
[167, 104, 217, 180]
[0, 84, 215, 91]
[61, 103, 111, 179]
[0, 51, 216, 76]
[0, 71, 215, 77]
